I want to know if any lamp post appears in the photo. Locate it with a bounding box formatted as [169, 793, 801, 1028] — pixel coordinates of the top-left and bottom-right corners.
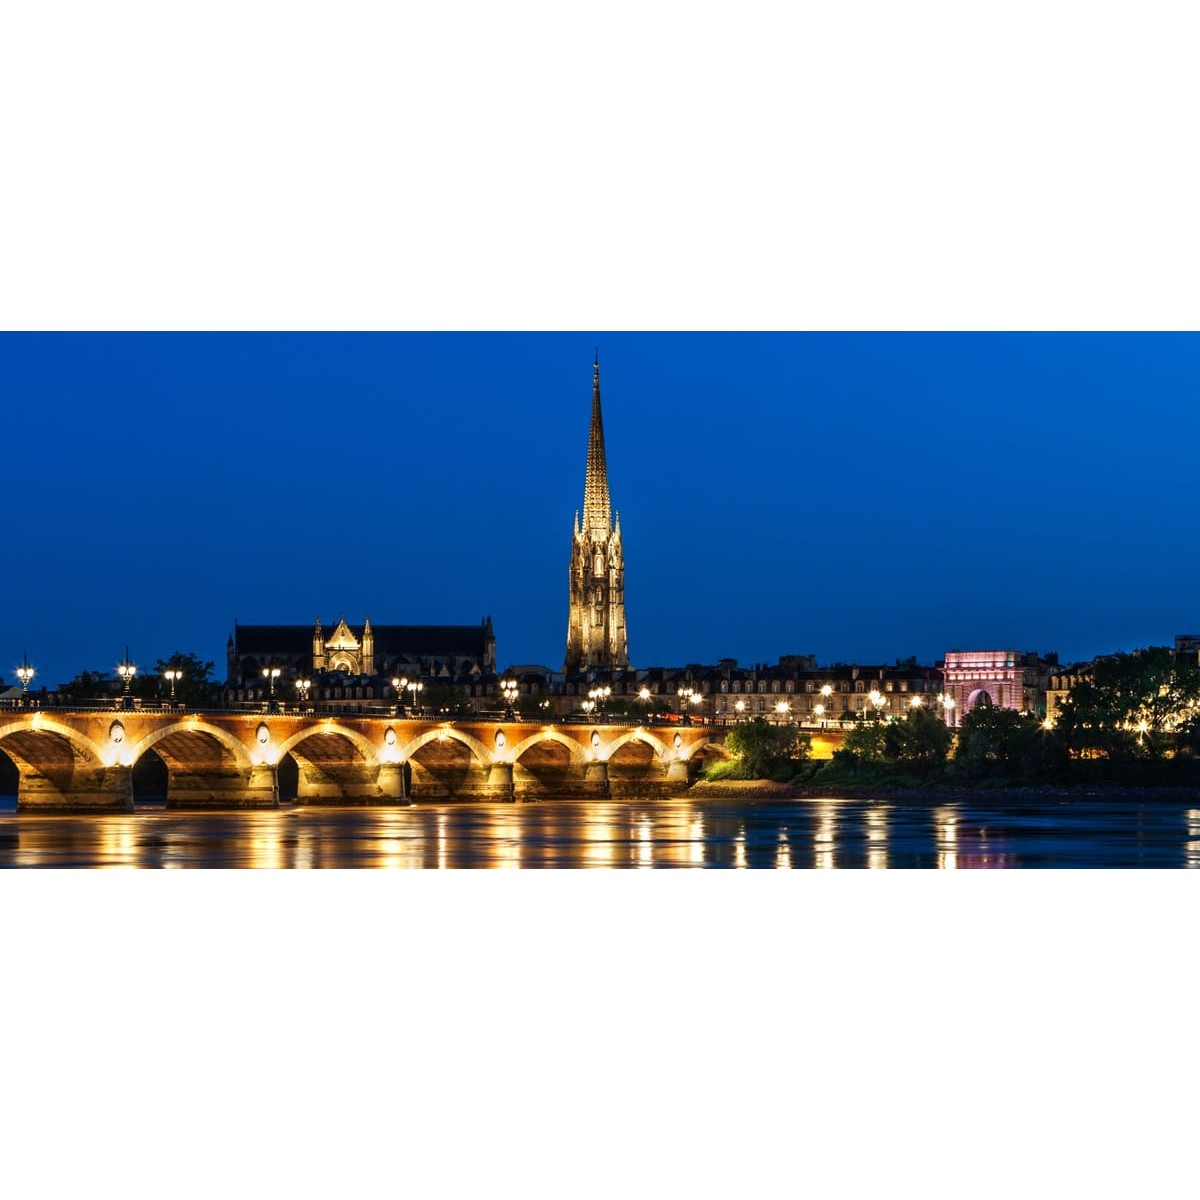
[588, 685, 611, 721]
[638, 686, 652, 723]
[819, 683, 833, 727]
[679, 686, 697, 725]
[734, 699, 746, 722]
[296, 677, 311, 710]
[392, 676, 407, 715]
[262, 665, 281, 713]
[868, 688, 887, 721]
[775, 700, 792, 725]
[15, 653, 34, 707]
[117, 648, 137, 711]
[500, 677, 519, 720]
[163, 668, 182, 704]
[407, 679, 424, 715]
[938, 692, 957, 727]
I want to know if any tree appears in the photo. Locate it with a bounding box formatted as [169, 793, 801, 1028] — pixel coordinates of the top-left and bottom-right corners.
[151, 652, 219, 706]
[61, 669, 112, 700]
[953, 704, 1046, 778]
[842, 715, 889, 762]
[1054, 648, 1200, 760]
[888, 706, 953, 766]
[725, 718, 811, 779]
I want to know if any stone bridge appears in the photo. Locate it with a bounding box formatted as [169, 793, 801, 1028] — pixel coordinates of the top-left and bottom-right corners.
[0, 709, 740, 811]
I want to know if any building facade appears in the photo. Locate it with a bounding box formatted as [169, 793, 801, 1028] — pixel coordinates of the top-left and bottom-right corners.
[940, 650, 1057, 726]
[564, 356, 630, 673]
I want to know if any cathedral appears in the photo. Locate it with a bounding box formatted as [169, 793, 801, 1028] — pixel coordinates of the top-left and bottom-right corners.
[564, 356, 630, 672]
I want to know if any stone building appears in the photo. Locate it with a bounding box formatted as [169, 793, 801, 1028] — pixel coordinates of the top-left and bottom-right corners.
[564, 356, 629, 673]
[940, 650, 1058, 726]
[224, 615, 496, 707]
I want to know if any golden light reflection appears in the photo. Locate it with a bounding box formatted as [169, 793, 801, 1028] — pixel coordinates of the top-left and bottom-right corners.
[813, 802, 836, 869]
[490, 811, 521, 869]
[637, 814, 653, 867]
[438, 813, 447, 870]
[734, 825, 747, 869]
[935, 805, 958, 870]
[584, 812, 615, 866]
[250, 833, 284, 869]
[1186, 809, 1200, 868]
[775, 829, 792, 869]
[866, 805, 888, 870]
[689, 815, 704, 866]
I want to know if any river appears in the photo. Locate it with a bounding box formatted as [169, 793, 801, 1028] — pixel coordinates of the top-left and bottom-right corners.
[2, 793, 1200, 867]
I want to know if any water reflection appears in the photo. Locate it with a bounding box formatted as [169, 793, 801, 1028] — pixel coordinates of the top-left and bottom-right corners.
[3, 793, 1200, 868]
[734, 824, 747, 869]
[813, 802, 836, 870]
[934, 805, 958, 870]
[1187, 810, 1200, 869]
[866, 805, 888, 870]
[775, 829, 791, 870]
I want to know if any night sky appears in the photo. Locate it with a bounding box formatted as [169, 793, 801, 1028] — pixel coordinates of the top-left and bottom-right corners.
[5, 331, 1198, 689]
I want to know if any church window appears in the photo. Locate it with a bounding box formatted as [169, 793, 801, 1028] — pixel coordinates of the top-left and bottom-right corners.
[595, 588, 602, 605]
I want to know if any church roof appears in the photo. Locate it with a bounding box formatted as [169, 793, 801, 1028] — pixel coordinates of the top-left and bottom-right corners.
[232, 623, 492, 656]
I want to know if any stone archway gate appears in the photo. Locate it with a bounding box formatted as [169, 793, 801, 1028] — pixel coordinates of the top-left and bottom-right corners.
[0, 710, 729, 811]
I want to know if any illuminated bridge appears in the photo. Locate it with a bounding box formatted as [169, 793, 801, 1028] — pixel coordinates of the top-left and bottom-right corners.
[0, 709, 742, 811]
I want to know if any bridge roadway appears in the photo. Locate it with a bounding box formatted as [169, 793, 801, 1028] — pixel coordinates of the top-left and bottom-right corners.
[0, 707, 751, 811]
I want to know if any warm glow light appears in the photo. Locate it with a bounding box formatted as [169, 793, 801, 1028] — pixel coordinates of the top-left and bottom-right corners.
[910, 695, 922, 708]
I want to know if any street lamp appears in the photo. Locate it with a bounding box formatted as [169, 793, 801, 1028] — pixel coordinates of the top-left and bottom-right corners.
[392, 676, 408, 715]
[262, 665, 281, 712]
[868, 688, 887, 720]
[407, 679, 424, 714]
[296, 677, 312, 709]
[938, 692, 956, 726]
[588, 685, 611, 720]
[734, 699, 746, 721]
[775, 700, 792, 724]
[678, 686, 697, 725]
[117, 647, 137, 711]
[163, 668, 182, 703]
[15, 653, 34, 706]
[500, 677, 520, 720]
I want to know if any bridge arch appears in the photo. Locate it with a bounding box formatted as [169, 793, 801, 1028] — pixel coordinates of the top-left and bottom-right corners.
[399, 726, 491, 769]
[509, 729, 587, 766]
[605, 728, 670, 763]
[0, 718, 108, 768]
[128, 720, 255, 772]
[276, 722, 381, 767]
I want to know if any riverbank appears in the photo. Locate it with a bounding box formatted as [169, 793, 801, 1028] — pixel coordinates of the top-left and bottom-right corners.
[687, 779, 1200, 803]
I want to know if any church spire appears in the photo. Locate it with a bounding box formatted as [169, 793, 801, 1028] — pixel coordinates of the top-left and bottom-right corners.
[582, 353, 612, 538]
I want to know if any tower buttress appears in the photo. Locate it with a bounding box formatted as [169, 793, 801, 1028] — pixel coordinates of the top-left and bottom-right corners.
[313, 615, 326, 672]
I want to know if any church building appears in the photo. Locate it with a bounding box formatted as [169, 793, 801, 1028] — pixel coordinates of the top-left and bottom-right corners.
[564, 356, 630, 672]
[226, 615, 496, 687]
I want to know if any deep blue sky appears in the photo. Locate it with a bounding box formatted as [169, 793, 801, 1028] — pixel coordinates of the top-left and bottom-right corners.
[4, 332, 1198, 687]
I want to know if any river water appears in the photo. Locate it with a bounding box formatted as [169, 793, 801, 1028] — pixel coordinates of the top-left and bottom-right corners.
[2, 793, 1200, 867]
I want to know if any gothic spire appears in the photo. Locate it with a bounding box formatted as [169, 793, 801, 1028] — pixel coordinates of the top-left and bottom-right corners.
[583, 353, 612, 538]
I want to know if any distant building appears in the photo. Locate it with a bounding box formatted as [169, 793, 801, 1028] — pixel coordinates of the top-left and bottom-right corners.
[223, 615, 497, 709]
[940, 650, 1058, 726]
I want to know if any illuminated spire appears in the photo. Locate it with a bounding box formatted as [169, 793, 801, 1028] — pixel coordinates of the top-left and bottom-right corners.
[582, 353, 611, 538]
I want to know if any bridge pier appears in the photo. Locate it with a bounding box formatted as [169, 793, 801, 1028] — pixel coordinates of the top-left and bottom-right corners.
[583, 760, 610, 795]
[17, 765, 134, 812]
[487, 762, 516, 802]
[378, 762, 408, 804]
